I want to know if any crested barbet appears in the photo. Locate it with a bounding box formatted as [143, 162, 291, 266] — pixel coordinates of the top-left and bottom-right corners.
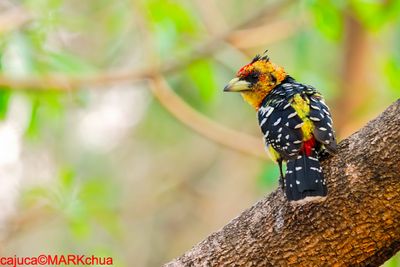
[224, 51, 337, 201]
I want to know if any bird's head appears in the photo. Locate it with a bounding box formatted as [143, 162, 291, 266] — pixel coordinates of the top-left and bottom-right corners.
[224, 51, 287, 110]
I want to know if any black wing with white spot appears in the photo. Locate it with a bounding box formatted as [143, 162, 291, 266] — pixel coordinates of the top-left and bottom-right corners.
[308, 94, 337, 154]
[258, 99, 303, 160]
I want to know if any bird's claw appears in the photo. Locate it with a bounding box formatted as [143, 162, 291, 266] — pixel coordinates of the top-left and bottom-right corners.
[279, 175, 285, 191]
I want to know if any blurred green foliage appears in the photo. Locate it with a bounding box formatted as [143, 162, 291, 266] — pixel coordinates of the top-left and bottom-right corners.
[24, 167, 121, 238]
[187, 60, 217, 102]
[307, 0, 344, 40]
[0, 0, 398, 266]
[0, 89, 11, 119]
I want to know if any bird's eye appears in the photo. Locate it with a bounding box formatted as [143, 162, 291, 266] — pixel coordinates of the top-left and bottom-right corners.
[244, 71, 260, 84]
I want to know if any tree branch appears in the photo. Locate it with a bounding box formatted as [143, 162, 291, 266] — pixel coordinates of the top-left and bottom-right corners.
[164, 100, 400, 267]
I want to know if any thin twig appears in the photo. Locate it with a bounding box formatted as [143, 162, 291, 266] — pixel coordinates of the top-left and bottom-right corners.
[0, 1, 294, 160]
[137, 1, 274, 159]
[0, 0, 294, 91]
[149, 75, 267, 159]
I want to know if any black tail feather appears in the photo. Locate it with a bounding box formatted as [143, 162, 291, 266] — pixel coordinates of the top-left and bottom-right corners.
[285, 150, 327, 201]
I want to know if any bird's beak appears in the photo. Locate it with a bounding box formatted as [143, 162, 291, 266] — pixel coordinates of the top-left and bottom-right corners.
[223, 77, 251, 92]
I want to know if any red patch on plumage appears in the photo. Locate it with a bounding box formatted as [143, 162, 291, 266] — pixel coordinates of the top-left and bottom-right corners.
[237, 63, 252, 77]
[303, 137, 316, 156]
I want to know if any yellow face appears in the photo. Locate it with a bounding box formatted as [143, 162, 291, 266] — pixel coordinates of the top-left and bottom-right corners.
[224, 55, 287, 110]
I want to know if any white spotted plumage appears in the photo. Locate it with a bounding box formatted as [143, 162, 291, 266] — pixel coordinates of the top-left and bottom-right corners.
[255, 75, 337, 201]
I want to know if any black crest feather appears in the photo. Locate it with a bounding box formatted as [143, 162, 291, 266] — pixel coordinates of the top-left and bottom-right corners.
[261, 49, 270, 61]
[251, 50, 269, 63]
[251, 54, 261, 63]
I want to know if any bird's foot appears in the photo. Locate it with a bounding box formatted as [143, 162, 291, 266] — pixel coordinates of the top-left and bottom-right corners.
[279, 176, 285, 191]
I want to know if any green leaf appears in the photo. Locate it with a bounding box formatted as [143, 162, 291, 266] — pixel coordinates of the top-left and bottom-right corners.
[59, 168, 76, 190]
[187, 60, 216, 102]
[145, 0, 199, 54]
[0, 50, 10, 119]
[307, 0, 344, 40]
[0, 89, 11, 120]
[351, 0, 400, 30]
[146, 0, 197, 33]
[384, 253, 400, 267]
[384, 58, 400, 97]
[25, 98, 40, 138]
[257, 163, 281, 190]
[25, 92, 66, 138]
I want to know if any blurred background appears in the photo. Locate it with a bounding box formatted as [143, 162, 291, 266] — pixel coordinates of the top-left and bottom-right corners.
[0, 0, 398, 266]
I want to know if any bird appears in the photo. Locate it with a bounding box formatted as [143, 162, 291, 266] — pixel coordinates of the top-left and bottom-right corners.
[224, 50, 337, 201]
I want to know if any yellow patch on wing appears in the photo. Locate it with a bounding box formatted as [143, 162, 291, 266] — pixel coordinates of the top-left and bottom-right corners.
[268, 145, 281, 162]
[291, 94, 314, 140]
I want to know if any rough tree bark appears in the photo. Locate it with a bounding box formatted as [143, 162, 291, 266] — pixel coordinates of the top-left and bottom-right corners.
[164, 99, 400, 267]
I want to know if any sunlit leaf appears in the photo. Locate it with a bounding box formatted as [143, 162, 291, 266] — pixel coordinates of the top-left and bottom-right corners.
[0, 51, 10, 119]
[144, 0, 199, 54]
[307, 0, 344, 40]
[60, 168, 76, 190]
[384, 58, 400, 97]
[384, 253, 400, 267]
[351, 0, 400, 30]
[0, 89, 10, 120]
[25, 92, 65, 138]
[25, 98, 40, 138]
[146, 0, 197, 33]
[187, 60, 216, 102]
